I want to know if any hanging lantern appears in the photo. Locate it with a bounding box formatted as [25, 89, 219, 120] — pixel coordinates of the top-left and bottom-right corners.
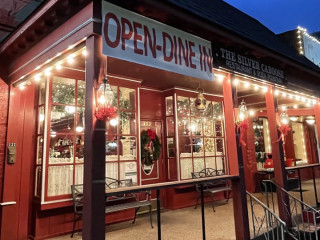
[238, 100, 248, 122]
[195, 89, 207, 112]
[94, 77, 117, 121]
[280, 111, 289, 125]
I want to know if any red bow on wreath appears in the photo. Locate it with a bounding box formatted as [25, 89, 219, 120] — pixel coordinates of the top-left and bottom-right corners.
[237, 118, 249, 146]
[147, 129, 156, 140]
[94, 105, 117, 121]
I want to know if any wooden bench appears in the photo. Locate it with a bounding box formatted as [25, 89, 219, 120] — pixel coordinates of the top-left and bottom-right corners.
[71, 178, 153, 238]
[191, 168, 232, 212]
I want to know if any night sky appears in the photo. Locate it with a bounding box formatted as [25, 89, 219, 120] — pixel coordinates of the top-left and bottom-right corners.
[223, 0, 320, 34]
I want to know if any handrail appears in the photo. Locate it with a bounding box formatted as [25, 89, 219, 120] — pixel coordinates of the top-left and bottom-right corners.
[265, 180, 320, 213]
[105, 174, 239, 197]
[247, 191, 288, 239]
[247, 191, 286, 226]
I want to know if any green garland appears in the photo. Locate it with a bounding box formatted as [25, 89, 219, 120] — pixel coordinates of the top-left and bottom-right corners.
[141, 130, 161, 166]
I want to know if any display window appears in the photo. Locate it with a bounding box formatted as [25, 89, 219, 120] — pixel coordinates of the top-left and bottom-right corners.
[175, 95, 227, 180]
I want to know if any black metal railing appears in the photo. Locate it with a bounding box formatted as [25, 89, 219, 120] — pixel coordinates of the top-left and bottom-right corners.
[104, 174, 239, 240]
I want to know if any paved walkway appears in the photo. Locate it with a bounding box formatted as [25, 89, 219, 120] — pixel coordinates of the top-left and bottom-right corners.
[49, 179, 320, 240]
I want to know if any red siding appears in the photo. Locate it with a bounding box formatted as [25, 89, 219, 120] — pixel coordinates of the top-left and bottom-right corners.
[0, 79, 8, 200]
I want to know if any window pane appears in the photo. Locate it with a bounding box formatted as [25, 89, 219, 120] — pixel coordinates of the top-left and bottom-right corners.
[194, 158, 205, 172]
[167, 137, 175, 158]
[120, 162, 137, 184]
[75, 164, 84, 185]
[205, 157, 215, 169]
[120, 136, 136, 160]
[215, 121, 224, 137]
[48, 165, 73, 196]
[49, 136, 74, 164]
[178, 117, 189, 135]
[190, 98, 202, 117]
[75, 135, 84, 163]
[38, 106, 45, 134]
[36, 136, 44, 165]
[216, 157, 224, 171]
[166, 117, 175, 137]
[180, 158, 192, 179]
[177, 96, 190, 116]
[75, 107, 85, 134]
[192, 137, 204, 157]
[34, 166, 42, 197]
[106, 163, 118, 181]
[77, 80, 85, 106]
[120, 111, 135, 135]
[119, 87, 135, 110]
[190, 118, 202, 136]
[39, 81, 46, 105]
[213, 102, 222, 118]
[106, 117, 118, 136]
[216, 138, 225, 156]
[52, 77, 75, 104]
[203, 101, 213, 118]
[51, 106, 75, 133]
[106, 139, 118, 161]
[203, 118, 214, 136]
[166, 96, 173, 116]
[204, 138, 215, 156]
[179, 136, 192, 157]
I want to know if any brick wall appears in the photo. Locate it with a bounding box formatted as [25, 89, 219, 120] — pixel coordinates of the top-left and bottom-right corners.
[0, 79, 8, 200]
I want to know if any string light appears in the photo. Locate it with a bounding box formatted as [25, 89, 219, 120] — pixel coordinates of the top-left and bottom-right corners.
[281, 106, 287, 111]
[244, 81, 250, 88]
[254, 85, 259, 91]
[82, 49, 87, 56]
[281, 92, 287, 97]
[262, 87, 268, 93]
[34, 73, 41, 82]
[56, 63, 62, 70]
[233, 79, 239, 86]
[294, 104, 298, 109]
[274, 90, 279, 96]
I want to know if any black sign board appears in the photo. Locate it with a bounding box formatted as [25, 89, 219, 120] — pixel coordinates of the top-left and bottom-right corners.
[213, 46, 286, 85]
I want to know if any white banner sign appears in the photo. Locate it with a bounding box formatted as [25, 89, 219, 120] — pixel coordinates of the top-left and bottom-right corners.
[102, 1, 214, 81]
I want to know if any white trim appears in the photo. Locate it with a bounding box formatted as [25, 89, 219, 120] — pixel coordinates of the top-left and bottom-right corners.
[41, 198, 72, 205]
[10, 18, 100, 80]
[62, 67, 85, 72]
[139, 87, 163, 93]
[221, 101, 229, 174]
[41, 77, 50, 203]
[107, 74, 143, 83]
[0, 201, 16, 206]
[163, 87, 223, 98]
[174, 93, 180, 181]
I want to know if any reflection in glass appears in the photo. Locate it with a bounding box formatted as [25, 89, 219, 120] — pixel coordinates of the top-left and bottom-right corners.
[120, 111, 135, 135]
[180, 137, 192, 157]
[215, 121, 223, 137]
[204, 118, 214, 136]
[166, 96, 173, 116]
[106, 163, 118, 182]
[216, 138, 224, 155]
[39, 81, 46, 105]
[75, 164, 84, 185]
[204, 138, 215, 156]
[119, 87, 135, 110]
[51, 106, 75, 133]
[177, 96, 190, 116]
[77, 80, 85, 106]
[75, 135, 84, 163]
[190, 118, 202, 136]
[38, 106, 45, 134]
[49, 136, 74, 164]
[36, 136, 44, 165]
[106, 139, 118, 161]
[178, 117, 189, 135]
[192, 137, 204, 156]
[52, 77, 75, 104]
[194, 158, 205, 172]
[120, 136, 136, 160]
[167, 138, 175, 158]
[166, 117, 175, 137]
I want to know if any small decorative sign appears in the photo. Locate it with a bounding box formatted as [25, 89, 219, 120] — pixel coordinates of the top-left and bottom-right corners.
[213, 47, 286, 85]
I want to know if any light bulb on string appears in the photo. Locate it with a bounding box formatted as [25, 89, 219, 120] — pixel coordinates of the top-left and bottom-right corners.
[274, 90, 279, 96]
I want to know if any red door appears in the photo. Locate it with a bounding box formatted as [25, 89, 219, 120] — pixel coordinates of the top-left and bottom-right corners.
[140, 120, 164, 185]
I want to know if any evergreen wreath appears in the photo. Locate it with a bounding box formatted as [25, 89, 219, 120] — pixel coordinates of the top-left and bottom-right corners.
[141, 129, 161, 166]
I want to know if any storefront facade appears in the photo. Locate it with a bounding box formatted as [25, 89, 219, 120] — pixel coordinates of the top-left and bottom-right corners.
[1, 1, 320, 239]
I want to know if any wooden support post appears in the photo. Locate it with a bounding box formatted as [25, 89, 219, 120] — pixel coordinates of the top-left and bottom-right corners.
[83, 35, 107, 240]
[223, 74, 250, 240]
[314, 104, 320, 152]
[265, 88, 290, 223]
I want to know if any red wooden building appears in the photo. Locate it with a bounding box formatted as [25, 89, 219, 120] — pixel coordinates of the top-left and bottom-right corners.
[0, 0, 320, 239]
